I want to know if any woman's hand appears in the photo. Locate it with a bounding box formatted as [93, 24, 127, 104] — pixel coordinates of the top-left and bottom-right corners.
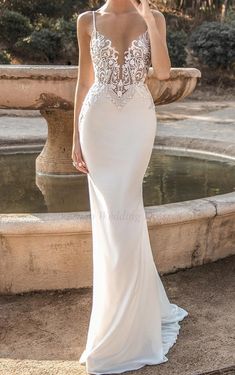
[72, 137, 89, 174]
[130, 0, 154, 22]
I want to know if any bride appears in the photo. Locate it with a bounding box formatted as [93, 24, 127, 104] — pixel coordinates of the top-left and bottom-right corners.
[72, 0, 188, 374]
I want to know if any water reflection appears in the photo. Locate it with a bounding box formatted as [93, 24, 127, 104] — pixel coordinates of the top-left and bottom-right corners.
[1, 150, 235, 214]
[144, 151, 235, 205]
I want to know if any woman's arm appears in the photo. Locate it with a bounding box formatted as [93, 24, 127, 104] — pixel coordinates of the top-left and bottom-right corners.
[146, 9, 171, 80]
[73, 11, 94, 140]
[72, 11, 94, 174]
[130, 0, 171, 80]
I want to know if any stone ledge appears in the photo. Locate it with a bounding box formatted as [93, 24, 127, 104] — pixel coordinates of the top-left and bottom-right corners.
[0, 65, 201, 80]
[1, 190, 235, 293]
[155, 137, 235, 160]
[1, 192, 235, 236]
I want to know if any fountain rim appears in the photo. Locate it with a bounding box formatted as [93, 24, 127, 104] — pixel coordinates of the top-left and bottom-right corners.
[0, 144, 235, 235]
[0, 192, 234, 234]
[0, 65, 201, 80]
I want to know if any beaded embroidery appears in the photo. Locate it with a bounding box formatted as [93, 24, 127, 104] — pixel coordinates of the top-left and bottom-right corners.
[79, 11, 154, 122]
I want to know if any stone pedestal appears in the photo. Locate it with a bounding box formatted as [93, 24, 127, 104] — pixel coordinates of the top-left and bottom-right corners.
[37, 109, 76, 175]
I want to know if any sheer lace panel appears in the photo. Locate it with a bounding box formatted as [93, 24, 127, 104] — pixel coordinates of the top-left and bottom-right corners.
[89, 11, 152, 108]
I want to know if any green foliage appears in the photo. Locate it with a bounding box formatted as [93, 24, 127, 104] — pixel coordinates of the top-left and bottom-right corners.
[0, 0, 90, 21]
[0, 10, 32, 44]
[167, 30, 188, 67]
[189, 21, 235, 69]
[1, 0, 234, 70]
[224, 8, 235, 25]
[14, 28, 62, 63]
[0, 50, 11, 64]
[53, 17, 78, 64]
[54, 17, 77, 44]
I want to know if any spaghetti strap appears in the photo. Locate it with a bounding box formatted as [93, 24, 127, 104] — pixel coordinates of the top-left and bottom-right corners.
[92, 11, 97, 36]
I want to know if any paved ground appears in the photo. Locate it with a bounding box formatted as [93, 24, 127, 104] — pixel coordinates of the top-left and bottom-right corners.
[0, 99, 235, 149]
[0, 256, 234, 375]
[157, 104, 235, 144]
[0, 111, 47, 148]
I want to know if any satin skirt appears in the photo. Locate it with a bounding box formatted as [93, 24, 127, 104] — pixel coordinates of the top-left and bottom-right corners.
[78, 85, 188, 374]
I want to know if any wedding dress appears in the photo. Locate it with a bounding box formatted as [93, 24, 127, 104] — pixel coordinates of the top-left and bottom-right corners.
[78, 10, 188, 374]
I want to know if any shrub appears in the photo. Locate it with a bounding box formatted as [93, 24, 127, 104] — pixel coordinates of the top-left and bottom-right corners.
[0, 50, 11, 64]
[54, 17, 77, 45]
[224, 8, 235, 27]
[189, 21, 235, 69]
[21, 16, 78, 64]
[14, 28, 62, 62]
[0, 10, 32, 44]
[0, 0, 90, 21]
[53, 17, 78, 63]
[167, 30, 187, 67]
[33, 15, 58, 31]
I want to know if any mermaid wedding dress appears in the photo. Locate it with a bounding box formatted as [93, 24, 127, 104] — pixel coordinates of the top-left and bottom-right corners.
[78, 10, 188, 375]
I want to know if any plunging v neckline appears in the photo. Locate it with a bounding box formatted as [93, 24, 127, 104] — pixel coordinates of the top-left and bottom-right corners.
[90, 28, 149, 67]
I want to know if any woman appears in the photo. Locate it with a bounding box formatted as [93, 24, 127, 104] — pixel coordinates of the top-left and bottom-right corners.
[72, 0, 188, 374]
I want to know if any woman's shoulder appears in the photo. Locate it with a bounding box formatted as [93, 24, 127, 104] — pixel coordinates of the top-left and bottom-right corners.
[77, 10, 93, 24]
[150, 9, 166, 21]
[150, 9, 167, 26]
[76, 11, 94, 34]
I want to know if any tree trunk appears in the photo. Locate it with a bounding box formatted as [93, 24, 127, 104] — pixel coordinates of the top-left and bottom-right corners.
[221, 0, 229, 21]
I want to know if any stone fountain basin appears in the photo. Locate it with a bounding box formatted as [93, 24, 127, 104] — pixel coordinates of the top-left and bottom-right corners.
[3, 64, 233, 295]
[1, 145, 235, 295]
[0, 65, 200, 108]
[0, 65, 201, 175]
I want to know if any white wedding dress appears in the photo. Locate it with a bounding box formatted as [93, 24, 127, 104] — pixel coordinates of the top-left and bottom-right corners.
[78, 10, 188, 374]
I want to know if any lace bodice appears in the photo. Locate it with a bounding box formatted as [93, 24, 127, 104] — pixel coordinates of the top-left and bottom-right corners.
[79, 11, 154, 122]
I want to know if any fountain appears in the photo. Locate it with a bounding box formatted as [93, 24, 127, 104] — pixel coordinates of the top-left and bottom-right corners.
[0, 64, 234, 295]
[0, 65, 199, 175]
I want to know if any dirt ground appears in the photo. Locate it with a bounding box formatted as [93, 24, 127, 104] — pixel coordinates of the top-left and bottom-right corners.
[0, 256, 234, 375]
